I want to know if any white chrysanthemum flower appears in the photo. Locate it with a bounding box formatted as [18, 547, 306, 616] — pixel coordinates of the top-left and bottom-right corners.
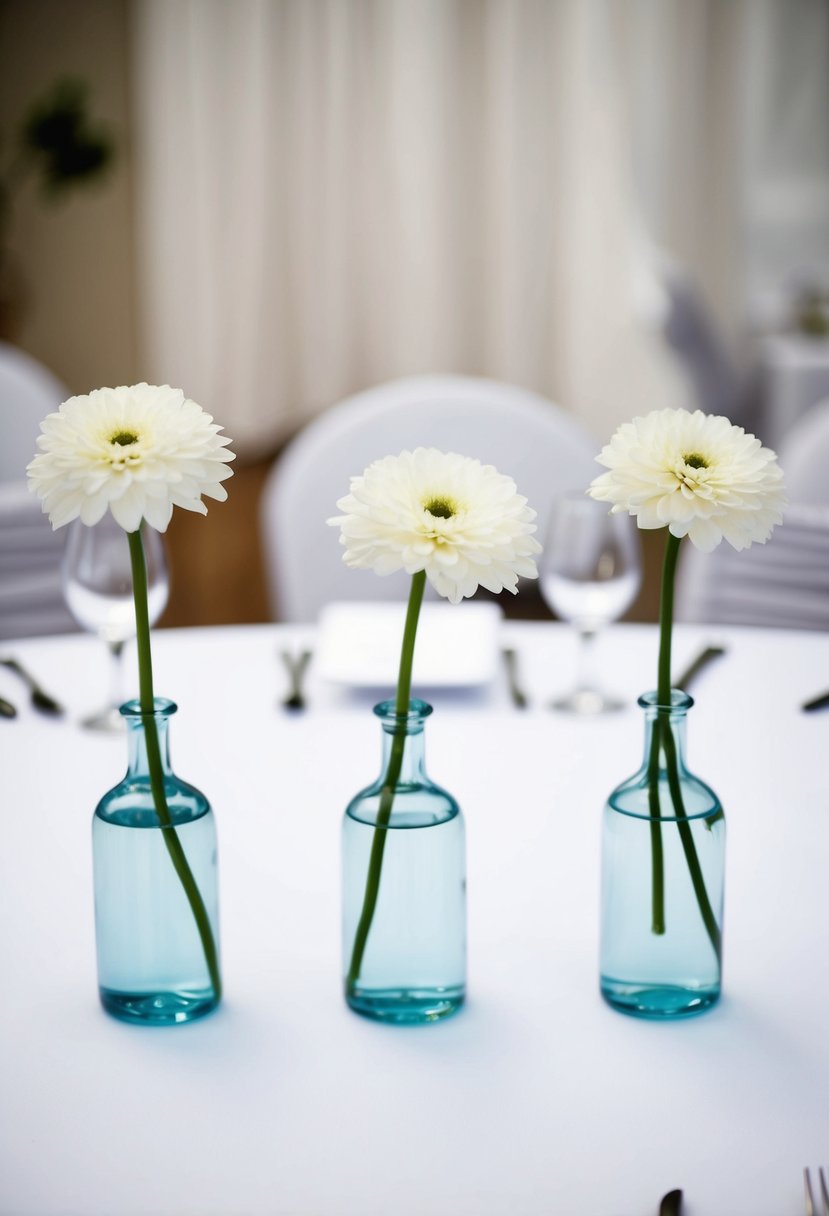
[27, 383, 235, 533]
[588, 408, 785, 552]
[328, 448, 541, 604]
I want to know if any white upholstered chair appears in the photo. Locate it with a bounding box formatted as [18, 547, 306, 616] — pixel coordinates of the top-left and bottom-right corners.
[675, 503, 829, 631]
[0, 343, 77, 639]
[776, 397, 829, 506]
[0, 341, 68, 483]
[676, 404, 829, 631]
[260, 375, 599, 622]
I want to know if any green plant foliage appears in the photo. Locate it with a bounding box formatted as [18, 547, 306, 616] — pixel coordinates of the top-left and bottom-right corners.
[20, 77, 114, 196]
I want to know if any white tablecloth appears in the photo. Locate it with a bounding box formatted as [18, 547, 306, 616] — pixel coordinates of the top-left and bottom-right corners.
[1, 621, 828, 1216]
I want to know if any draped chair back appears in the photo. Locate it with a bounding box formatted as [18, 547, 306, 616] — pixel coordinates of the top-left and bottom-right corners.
[0, 343, 77, 639]
[676, 403, 829, 631]
[260, 375, 598, 622]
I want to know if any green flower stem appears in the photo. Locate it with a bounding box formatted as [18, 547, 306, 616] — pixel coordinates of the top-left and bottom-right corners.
[346, 570, 427, 994]
[647, 532, 682, 936]
[649, 530, 720, 961]
[657, 534, 681, 705]
[646, 729, 665, 935]
[127, 527, 222, 1001]
[662, 724, 722, 959]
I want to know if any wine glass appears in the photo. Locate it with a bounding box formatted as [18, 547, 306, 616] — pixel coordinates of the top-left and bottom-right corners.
[62, 516, 170, 730]
[540, 495, 641, 713]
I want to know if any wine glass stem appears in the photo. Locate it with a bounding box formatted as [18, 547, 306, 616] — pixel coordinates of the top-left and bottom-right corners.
[576, 629, 598, 693]
[107, 640, 126, 710]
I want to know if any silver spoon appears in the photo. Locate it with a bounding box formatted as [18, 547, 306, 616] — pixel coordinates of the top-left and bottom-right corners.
[0, 657, 64, 715]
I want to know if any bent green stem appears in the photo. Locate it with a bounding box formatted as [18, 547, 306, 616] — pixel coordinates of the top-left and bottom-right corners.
[127, 527, 222, 1001]
[646, 727, 665, 935]
[650, 530, 720, 961]
[346, 570, 426, 993]
[656, 534, 681, 708]
[648, 532, 682, 935]
[662, 724, 722, 959]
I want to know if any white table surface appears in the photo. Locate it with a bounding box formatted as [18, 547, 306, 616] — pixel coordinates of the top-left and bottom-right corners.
[1, 620, 828, 1216]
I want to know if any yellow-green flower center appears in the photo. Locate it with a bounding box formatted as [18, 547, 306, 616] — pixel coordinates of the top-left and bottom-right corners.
[424, 496, 456, 519]
[111, 431, 139, 447]
[683, 452, 708, 469]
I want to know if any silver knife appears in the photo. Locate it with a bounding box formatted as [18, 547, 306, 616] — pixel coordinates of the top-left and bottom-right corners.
[674, 645, 725, 692]
[501, 647, 528, 709]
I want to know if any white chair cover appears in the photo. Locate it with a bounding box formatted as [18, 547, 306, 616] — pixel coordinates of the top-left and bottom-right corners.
[0, 346, 75, 639]
[0, 483, 76, 640]
[676, 502, 829, 631]
[776, 397, 829, 506]
[0, 341, 67, 484]
[260, 375, 599, 622]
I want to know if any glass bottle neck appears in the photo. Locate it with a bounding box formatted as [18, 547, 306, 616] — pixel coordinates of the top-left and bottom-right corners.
[374, 698, 432, 787]
[379, 722, 428, 785]
[639, 691, 691, 775]
[121, 699, 176, 780]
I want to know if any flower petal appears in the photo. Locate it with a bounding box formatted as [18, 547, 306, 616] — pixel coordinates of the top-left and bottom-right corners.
[589, 407, 785, 552]
[26, 383, 235, 533]
[328, 448, 539, 601]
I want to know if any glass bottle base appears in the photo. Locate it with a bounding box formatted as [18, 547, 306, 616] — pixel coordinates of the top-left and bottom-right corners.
[345, 983, 465, 1024]
[600, 977, 720, 1019]
[99, 986, 219, 1026]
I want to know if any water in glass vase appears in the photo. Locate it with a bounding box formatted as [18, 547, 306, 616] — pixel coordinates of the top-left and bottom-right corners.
[94, 810, 219, 1023]
[599, 691, 725, 1019]
[343, 811, 465, 1022]
[92, 699, 221, 1025]
[342, 699, 466, 1024]
[600, 802, 724, 1016]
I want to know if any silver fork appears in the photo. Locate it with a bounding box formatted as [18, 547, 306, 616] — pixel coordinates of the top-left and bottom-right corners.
[279, 649, 312, 711]
[804, 1167, 829, 1216]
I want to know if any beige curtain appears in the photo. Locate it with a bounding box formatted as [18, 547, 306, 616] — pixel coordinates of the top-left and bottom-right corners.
[132, 0, 694, 457]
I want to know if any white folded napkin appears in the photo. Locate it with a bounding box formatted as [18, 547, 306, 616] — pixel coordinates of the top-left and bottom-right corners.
[315, 600, 503, 688]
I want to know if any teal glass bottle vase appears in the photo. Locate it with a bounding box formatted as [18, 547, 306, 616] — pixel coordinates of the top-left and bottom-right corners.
[92, 698, 221, 1025]
[342, 699, 466, 1024]
[600, 690, 725, 1019]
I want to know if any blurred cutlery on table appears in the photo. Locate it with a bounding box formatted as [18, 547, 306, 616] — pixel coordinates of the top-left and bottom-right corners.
[673, 645, 726, 693]
[658, 1189, 683, 1216]
[802, 689, 829, 712]
[279, 649, 312, 711]
[501, 647, 528, 709]
[0, 656, 64, 716]
[804, 1166, 829, 1216]
[0, 694, 17, 719]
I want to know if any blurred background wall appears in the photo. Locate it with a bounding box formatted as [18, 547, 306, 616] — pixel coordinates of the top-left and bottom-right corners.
[131, 0, 690, 457]
[0, 0, 136, 391]
[2, 0, 827, 627]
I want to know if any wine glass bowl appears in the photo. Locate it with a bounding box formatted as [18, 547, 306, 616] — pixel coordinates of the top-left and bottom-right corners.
[62, 516, 170, 730]
[540, 496, 641, 713]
